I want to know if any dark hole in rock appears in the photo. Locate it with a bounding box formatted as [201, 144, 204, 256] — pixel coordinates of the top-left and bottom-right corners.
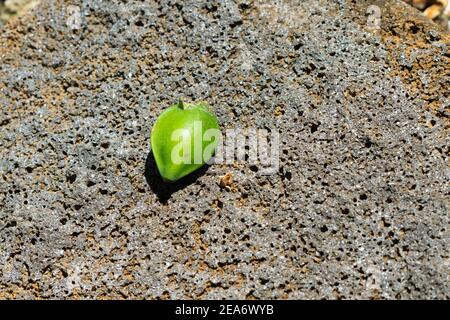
[230, 20, 243, 28]
[294, 42, 303, 50]
[310, 123, 319, 133]
[410, 25, 420, 34]
[100, 142, 110, 149]
[67, 174, 77, 184]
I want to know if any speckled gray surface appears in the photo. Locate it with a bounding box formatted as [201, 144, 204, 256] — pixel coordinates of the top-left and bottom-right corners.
[0, 0, 449, 299]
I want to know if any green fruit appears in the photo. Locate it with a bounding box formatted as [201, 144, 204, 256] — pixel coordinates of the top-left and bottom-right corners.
[150, 100, 220, 182]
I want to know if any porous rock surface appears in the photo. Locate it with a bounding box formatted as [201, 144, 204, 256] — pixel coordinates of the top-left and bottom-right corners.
[0, 0, 449, 299]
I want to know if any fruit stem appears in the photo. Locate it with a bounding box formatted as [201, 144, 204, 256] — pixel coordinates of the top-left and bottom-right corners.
[178, 98, 184, 110]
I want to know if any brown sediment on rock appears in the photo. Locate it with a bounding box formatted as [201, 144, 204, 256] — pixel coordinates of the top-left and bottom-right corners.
[352, 0, 449, 130]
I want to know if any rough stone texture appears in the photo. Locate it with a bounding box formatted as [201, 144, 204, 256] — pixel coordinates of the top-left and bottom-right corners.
[0, 0, 40, 27]
[0, 0, 449, 299]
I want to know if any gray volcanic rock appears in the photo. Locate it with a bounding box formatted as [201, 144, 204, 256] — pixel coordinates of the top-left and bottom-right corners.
[0, 0, 449, 299]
